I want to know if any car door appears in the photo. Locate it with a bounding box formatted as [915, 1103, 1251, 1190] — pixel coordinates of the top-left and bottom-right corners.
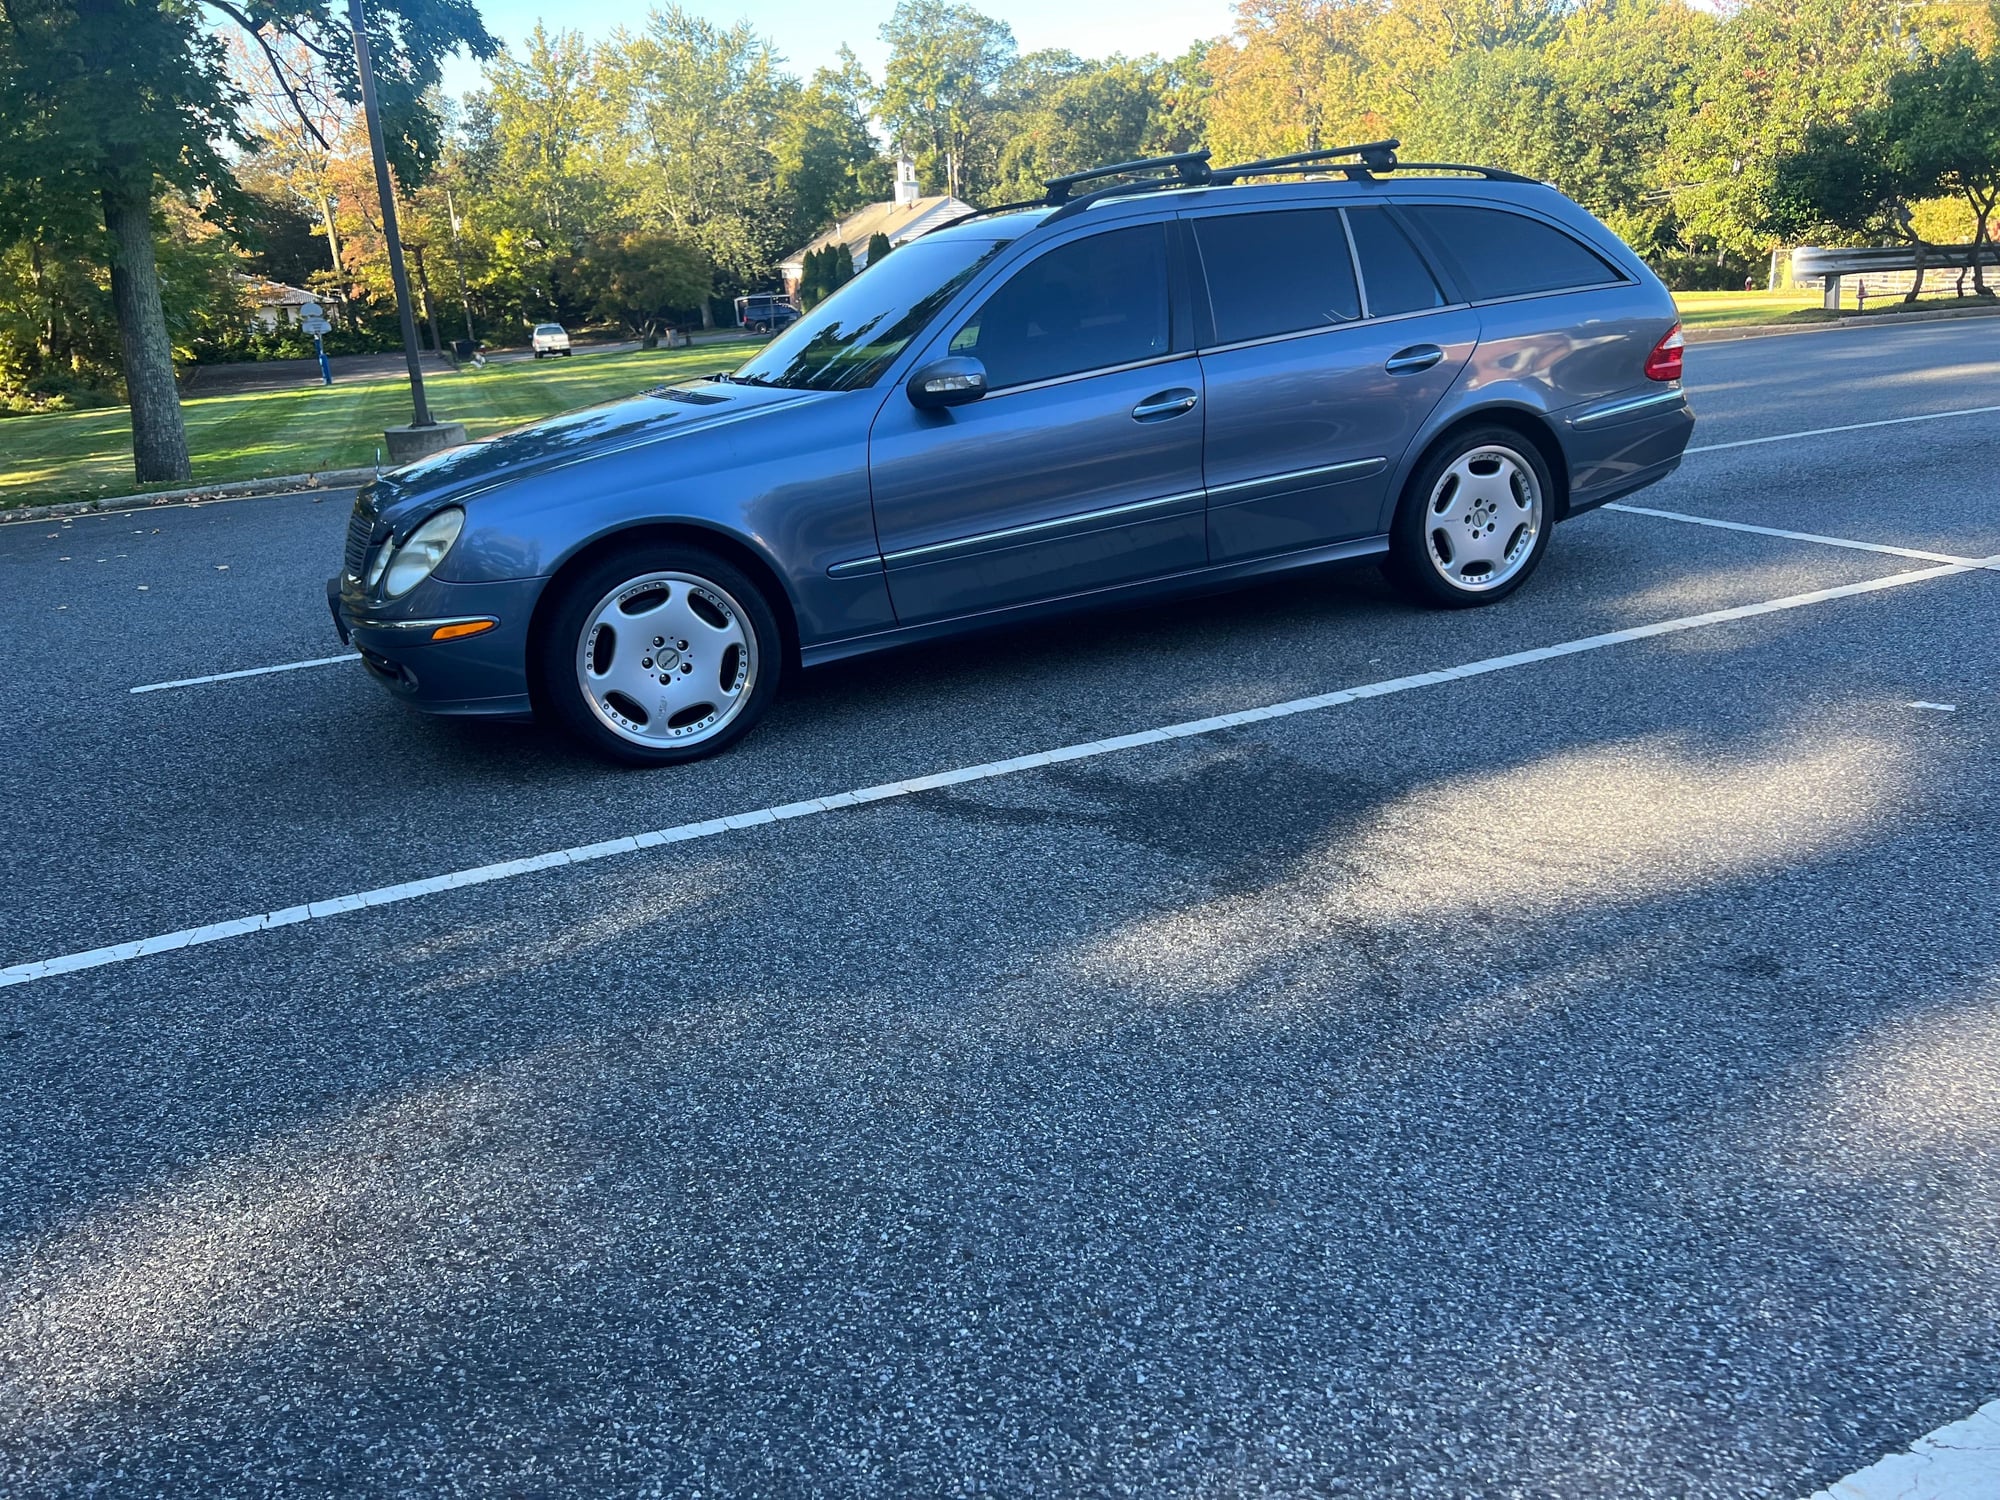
[867, 222, 1207, 626]
[1191, 202, 1479, 564]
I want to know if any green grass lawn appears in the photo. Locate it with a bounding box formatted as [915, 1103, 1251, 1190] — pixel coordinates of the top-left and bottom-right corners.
[1673, 290, 1826, 328]
[0, 343, 749, 510]
[1674, 288, 1998, 329]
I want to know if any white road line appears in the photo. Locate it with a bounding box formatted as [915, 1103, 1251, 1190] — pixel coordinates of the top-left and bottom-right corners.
[1807, 1397, 2000, 1499]
[130, 653, 358, 694]
[8, 550, 1997, 991]
[1603, 503, 1984, 566]
[1685, 403, 2000, 454]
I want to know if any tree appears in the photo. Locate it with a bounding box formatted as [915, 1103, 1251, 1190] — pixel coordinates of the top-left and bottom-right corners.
[833, 241, 854, 288]
[992, 52, 1182, 198]
[773, 51, 884, 244]
[1878, 46, 2000, 295]
[878, 0, 1018, 200]
[607, 6, 789, 324]
[0, 0, 241, 480]
[576, 231, 709, 343]
[865, 231, 893, 268]
[1660, 0, 1902, 264]
[0, 0, 492, 485]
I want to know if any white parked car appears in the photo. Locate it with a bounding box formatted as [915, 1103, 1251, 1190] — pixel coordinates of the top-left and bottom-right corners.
[530, 322, 572, 358]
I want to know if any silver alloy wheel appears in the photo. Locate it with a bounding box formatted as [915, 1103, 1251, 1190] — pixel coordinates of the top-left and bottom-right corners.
[1423, 443, 1543, 592]
[575, 570, 758, 749]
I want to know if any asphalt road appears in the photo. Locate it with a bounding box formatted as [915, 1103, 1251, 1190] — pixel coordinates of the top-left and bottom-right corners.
[2, 318, 1997, 1498]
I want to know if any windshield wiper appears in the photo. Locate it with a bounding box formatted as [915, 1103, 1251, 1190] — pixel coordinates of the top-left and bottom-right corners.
[708, 371, 782, 388]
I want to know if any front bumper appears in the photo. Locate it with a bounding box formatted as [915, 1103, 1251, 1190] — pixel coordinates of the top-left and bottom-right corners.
[327, 574, 547, 718]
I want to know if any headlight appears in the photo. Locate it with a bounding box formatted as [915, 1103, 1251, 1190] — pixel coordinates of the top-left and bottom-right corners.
[364, 536, 394, 589]
[379, 507, 465, 599]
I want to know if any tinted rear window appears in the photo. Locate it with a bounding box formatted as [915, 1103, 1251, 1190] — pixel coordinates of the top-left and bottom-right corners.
[1344, 207, 1446, 316]
[1194, 208, 1360, 344]
[1401, 205, 1621, 300]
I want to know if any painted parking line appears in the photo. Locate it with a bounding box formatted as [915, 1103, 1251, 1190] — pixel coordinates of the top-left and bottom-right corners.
[1602, 503, 1988, 566]
[1684, 402, 2000, 454]
[1807, 1397, 2000, 1499]
[129, 653, 359, 694]
[10, 548, 1997, 992]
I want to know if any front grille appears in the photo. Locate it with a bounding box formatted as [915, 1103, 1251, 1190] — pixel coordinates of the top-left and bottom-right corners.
[342, 490, 378, 582]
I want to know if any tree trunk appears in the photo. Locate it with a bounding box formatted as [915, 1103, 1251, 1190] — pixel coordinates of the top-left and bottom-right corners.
[1974, 205, 1993, 296]
[1905, 239, 1927, 303]
[101, 176, 190, 485]
[315, 187, 342, 272]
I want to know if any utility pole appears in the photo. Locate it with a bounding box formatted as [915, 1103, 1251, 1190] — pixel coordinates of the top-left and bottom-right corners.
[349, 0, 456, 457]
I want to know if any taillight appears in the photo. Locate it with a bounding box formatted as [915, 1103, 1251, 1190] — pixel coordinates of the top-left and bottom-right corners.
[1644, 324, 1684, 382]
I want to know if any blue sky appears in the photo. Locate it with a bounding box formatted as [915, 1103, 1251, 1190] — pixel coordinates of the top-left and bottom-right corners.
[438, 0, 1238, 98]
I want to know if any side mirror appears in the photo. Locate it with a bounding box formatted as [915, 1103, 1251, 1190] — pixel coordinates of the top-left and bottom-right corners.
[907, 356, 988, 410]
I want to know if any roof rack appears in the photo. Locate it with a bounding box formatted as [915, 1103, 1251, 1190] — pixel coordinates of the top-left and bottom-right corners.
[1209, 139, 1401, 184]
[927, 152, 1215, 235]
[922, 143, 1540, 238]
[1042, 151, 1212, 203]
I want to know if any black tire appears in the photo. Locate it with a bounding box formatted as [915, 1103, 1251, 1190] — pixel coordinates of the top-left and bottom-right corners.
[534, 544, 784, 766]
[1383, 425, 1557, 609]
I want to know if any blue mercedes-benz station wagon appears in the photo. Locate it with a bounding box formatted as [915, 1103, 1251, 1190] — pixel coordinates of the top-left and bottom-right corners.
[329, 141, 1693, 764]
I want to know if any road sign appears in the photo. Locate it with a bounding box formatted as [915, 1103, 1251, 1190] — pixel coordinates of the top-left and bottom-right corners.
[301, 315, 332, 336]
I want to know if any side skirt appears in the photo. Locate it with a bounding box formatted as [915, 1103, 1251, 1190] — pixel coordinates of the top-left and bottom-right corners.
[799, 533, 1392, 669]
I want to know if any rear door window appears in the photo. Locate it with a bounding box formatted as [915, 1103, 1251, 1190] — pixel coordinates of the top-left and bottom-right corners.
[951, 224, 1169, 389]
[1400, 204, 1622, 300]
[1193, 208, 1360, 344]
[1344, 207, 1447, 316]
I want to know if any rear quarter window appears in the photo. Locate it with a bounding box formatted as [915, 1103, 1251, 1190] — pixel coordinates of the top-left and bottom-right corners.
[1401, 204, 1623, 301]
[1193, 208, 1360, 344]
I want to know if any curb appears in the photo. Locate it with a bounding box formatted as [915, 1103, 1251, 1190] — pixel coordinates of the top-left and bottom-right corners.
[1, 467, 377, 526]
[1685, 301, 2000, 343]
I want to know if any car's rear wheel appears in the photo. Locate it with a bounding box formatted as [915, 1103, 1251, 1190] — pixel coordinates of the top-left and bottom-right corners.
[536, 546, 782, 765]
[1385, 427, 1554, 608]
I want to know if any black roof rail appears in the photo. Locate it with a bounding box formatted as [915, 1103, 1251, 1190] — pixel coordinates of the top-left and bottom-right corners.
[1042, 150, 1212, 202]
[1210, 138, 1400, 184]
[1377, 161, 1542, 184]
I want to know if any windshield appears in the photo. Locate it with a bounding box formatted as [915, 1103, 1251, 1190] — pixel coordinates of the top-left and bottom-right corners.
[729, 237, 1010, 392]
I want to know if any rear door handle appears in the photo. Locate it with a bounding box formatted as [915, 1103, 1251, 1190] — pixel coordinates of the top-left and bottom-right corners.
[1385, 344, 1444, 374]
[1132, 387, 1199, 421]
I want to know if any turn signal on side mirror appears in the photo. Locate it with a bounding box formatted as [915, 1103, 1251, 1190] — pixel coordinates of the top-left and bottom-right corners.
[1644, 324, 1684, 382]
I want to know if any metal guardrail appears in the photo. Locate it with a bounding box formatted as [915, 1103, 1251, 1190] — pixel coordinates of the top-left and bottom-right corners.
[1792, 243, 2000, 308]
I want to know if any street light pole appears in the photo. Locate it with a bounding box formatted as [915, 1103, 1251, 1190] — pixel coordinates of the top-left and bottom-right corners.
[347, 0, 432, 429]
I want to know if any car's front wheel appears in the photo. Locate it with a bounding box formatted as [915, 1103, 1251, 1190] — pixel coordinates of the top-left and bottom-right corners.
[536, 546, 783, 765]
[1385, 427, 1554, 608]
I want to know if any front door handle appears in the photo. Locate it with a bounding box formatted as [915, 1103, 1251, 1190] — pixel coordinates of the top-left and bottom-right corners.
[1385, 344, 1444, 375]
[1132, 387, 1199, 421]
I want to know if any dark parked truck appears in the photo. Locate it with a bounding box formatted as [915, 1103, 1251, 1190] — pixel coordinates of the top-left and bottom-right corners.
[330, 141, 1692, 765]
[734, 294, 799, 333]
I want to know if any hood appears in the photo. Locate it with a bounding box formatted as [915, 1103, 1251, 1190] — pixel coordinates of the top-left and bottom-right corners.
[366, 378, 825, 532]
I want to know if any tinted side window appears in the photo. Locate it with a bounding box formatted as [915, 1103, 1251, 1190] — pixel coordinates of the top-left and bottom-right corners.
[953, 225, 1168, 388]
[1402, 205, 1621, 300]
[1344, 207, 1446, 316]
[1194, 208, 1360, 344]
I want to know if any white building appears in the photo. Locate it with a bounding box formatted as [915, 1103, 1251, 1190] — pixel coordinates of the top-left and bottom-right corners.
[777, 159, 974, 296]
[239, 277, 336, 330]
